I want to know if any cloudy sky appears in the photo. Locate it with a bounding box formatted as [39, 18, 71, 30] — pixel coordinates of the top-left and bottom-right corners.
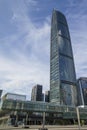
[0, 0, 87, 99]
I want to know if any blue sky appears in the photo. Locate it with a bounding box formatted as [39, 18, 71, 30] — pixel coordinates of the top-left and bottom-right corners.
[0, 0, 87, 99]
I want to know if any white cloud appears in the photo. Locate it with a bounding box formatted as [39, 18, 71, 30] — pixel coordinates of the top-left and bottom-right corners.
[0, 0, 50, 100]
[2, 0, 87, 100]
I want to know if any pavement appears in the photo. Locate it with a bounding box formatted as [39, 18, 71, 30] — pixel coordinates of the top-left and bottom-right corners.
[0, 125, 87, 130]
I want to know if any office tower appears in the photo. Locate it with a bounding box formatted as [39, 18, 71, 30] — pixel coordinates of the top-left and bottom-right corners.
[45, 91, 50, 102]
[31, 84, 43, 101]
[42, 93, 44, 102]
[0, 90, 2, 102]
[77, 77, 87, 106]
[0, 90, 2, 98]
[50, 10, 77, 106]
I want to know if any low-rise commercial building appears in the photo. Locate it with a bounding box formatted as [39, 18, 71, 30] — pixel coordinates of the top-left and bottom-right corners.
[2, 93, 26, 101]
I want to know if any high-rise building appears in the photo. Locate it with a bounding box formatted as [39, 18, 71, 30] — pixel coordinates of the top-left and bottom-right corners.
[31, 84, 43, 101]
[50, 10, 77, 106]
[0, 90, 2, 98]
[42, 93, 44, 102]
[77, 77, 87, 106]
[0, 90, 2, 103]
[45, 91, 50, 102]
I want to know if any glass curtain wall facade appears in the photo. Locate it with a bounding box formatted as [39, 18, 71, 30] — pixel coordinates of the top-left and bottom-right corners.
[50, 10, 77, 106]
[0, 90, 2, 98]
[77, 77, 87, 106]
[0, 90, 2, 103]
[31, 85, 43, 101]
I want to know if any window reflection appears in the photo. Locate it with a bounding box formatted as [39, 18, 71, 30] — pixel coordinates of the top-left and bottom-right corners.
[60, 83, 77, 105]
[59, 55, 76, 82]
[58, 36, 72, 57]
[56, 11, 67, 25]
[58, 23, 69, 38]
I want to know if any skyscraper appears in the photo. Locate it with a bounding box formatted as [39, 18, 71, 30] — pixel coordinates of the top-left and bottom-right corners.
[77, 77, 87, 106]
[45, 91, 50, 102]
[0, 90, 2, 103]
[0, 90, 2, 98]
[31, 84, 43, 101]
[50, 10, 77, 106]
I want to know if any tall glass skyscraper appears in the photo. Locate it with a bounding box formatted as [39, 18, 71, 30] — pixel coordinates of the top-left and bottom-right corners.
[50, 10, 77, 106]
[77, 77, 87, 106]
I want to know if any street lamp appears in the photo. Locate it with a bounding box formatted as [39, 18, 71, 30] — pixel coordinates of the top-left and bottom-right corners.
[76, 105, 84, 130]
[38, 112, 48, 130]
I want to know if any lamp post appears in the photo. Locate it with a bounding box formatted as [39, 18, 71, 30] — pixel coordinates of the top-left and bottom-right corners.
[76, 107, 81, 130]
[76, 105, 84, 130]
[42, 112, 45, 129]
[39, 112, 47, 130]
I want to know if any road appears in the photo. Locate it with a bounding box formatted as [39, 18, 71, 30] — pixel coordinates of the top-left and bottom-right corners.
[0, 125, 87, 130]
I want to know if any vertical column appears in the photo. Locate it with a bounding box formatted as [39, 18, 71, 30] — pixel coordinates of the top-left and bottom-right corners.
[76, 107, 81, 130]
[26, 113, 28, 125]
[42, 112, 45, 129]
[15, 111, 18, 127]
[38, 112, 48, 130]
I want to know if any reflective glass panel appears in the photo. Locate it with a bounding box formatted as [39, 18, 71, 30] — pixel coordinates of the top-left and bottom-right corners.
[58, 36, 72, 57]
[56, 11, 67, 25]
[59, 55, 76, 82]
[58, 23, 69, 38]
[60, 83, 77, 105]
